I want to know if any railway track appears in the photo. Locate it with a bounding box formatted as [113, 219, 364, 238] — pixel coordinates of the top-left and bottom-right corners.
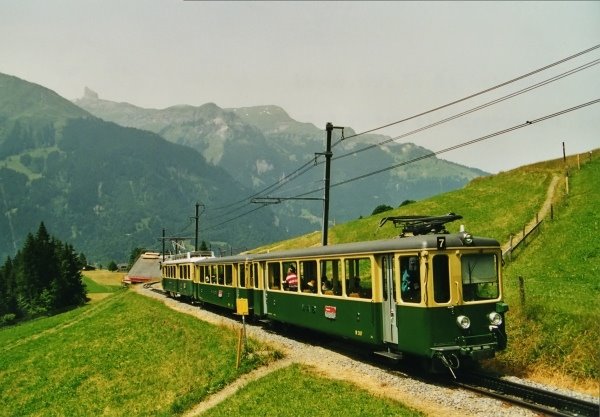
[455, 371, 599, 417]
[140, 282, 598, 416]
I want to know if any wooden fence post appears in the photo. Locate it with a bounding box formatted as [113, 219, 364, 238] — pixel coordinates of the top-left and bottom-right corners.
[509, 235, 513, 262]
[519, 276, 525, 306]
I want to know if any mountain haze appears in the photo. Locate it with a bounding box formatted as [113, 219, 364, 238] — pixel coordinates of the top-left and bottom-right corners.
[76, 89, 487, 232]
[0, 73, 281, 263]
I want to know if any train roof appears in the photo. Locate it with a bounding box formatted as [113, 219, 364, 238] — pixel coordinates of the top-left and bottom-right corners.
[161, 250, 215, 264]
[199, 233, 500, 264]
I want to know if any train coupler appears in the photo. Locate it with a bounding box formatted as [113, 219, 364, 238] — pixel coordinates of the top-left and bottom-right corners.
[432, 348, 460, 379]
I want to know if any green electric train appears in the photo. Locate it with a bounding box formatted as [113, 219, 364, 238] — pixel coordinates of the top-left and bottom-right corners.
[161, 219, 508, 375]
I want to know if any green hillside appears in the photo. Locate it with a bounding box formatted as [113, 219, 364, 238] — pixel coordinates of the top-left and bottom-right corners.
[254, 153, 582, 251]
[0, 73, 285, 264]
[499, 152, 599, 383]
[254, 149, 600, 386]
[0, 73, 89, 123]
[76, 92, 486, 232]
[0, 291, 421, 417]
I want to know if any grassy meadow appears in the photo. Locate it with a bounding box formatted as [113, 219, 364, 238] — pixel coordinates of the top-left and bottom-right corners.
[2, 151, 598, 416]
[252, 154, 584, 252]
[0, 289, 423, 417]
[496, 153, 600, 383]
[202, 363, 424, 417]
[0, 291, 279, 417]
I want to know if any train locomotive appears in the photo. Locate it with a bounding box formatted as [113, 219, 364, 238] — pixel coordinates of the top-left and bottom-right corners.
[160, 215, 508, 375]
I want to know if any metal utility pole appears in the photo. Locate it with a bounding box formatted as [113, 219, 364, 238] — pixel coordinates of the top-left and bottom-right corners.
[251, 122, 341, 247]
[194, 202, 200, 251]
[323, 123, 333, 246]
[193, 202, 205, 251]
[322, 123, 343, 246]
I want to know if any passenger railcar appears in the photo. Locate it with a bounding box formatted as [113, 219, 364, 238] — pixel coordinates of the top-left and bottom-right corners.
[160, 227, 508, 374]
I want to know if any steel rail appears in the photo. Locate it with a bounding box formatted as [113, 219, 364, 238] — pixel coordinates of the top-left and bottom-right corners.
[456, 372, 599, 417]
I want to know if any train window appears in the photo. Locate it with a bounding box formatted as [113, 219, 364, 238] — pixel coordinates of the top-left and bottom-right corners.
[299, 260, 318, 293]
[267, 262, 282, 290]
[224, 265, 233, 286]
[399, 256, 421, 303]
[320, 259, 341, 296]
[199, 265, 209, 283]
[239, 264, 246, 288]
[344, 258, 372, 299]
[433, 255, 450, 303]
[215, 265, 223, 284]
[282, 261, 298, 291]
[252, 263, 259, 289]
[461, 253, 499, 301]
[210, 265, 217, 284]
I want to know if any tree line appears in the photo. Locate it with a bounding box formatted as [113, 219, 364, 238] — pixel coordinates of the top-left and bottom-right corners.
[0, 222, 87, 326]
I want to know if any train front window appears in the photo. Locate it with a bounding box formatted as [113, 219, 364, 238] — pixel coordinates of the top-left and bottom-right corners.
[399, 255, 420, 303]
[461, 253, 499, 301]
[433, 255, 450, 303]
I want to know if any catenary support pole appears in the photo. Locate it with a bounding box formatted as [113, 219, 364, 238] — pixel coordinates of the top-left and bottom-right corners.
[322, 123, 334, 246]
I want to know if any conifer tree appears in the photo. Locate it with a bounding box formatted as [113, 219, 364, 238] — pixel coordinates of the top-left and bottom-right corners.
[0, 222, 88, 324]
[55, 243, 87, 308]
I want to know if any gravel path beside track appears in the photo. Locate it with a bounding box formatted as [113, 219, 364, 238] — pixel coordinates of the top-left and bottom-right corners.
[135, 285, 536, 417]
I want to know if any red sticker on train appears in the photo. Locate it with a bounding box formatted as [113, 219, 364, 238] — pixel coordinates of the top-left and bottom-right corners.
[324, 305, 337, 319]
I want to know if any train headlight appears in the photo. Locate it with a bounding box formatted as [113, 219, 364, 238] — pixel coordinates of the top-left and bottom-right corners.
[456, 315, 471, 329]
[488, 312, 503, 326]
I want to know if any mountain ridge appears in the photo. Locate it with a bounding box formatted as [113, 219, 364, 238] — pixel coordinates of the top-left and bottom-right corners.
[0, 73, 283, 263]
[75, 89, 487, 225]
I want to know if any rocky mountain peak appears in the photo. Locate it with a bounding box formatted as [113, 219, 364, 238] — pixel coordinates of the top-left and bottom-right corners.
[83, 87, 99, 100]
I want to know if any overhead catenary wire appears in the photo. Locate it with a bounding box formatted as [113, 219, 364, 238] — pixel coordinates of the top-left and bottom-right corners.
[206, 160, 319, 221]
[204, 44, 600, 221]
[331, 58, 600, 162]
[202, 99, 599, 230]
[333, 43, 600, 146]
[314, 99, 600, 192]
[207, 158, 319, 213]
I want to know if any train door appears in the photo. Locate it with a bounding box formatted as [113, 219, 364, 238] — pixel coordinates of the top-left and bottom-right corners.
[381, 254, 398, 344]
[261, 262, 269, 315]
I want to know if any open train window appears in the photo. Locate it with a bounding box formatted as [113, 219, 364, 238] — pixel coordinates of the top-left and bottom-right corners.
[199, 265, 209, 283]
[251, 263, 259, 289]
[267, 262, 282, 290]
[344, 258, 372, 299]
[209, 265, 218, 284]
[238, 264, 246, 288]
[461, 253, 499, 301]
[224, 264, 233, 286]
[320, 259, 341, 296]
[299, 260, 318, 293]
[433, 255, 450, 303]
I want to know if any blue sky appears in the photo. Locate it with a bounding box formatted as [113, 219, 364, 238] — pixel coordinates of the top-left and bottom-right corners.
[1, 1, 598, 172]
